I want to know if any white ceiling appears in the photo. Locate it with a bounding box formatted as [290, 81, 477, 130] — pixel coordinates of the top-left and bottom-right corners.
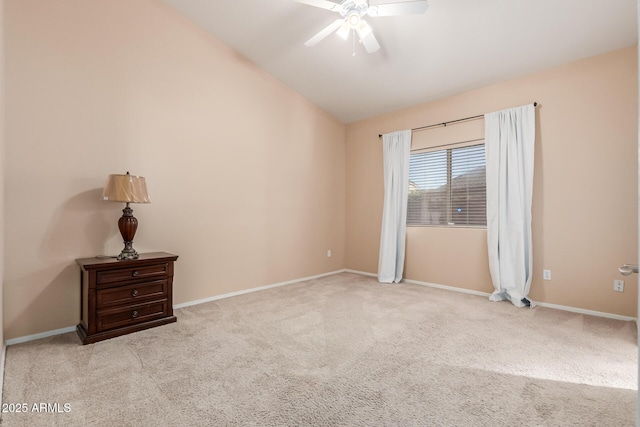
[162, 0, 637, 123]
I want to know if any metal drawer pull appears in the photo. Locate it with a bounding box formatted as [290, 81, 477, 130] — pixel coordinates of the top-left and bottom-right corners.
[132, 271, 139, 277]
[131, 310, 138, 318]
[131, 290, 139, 297]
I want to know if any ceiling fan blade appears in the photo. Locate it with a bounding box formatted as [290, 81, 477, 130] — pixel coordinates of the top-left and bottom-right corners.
[368, 1, 429, 17]
[305, 19, 345, 47]
[293, 0, 341, 12]
[357, 24, 380, 53]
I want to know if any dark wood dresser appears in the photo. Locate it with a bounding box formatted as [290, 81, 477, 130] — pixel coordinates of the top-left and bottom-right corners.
[76, 252, 178, 345]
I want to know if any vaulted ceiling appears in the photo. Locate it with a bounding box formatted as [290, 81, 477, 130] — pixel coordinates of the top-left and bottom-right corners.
[162, 0, 637, 123]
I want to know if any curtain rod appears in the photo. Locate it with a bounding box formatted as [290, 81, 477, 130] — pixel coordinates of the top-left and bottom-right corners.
[378, 102, 538, 138]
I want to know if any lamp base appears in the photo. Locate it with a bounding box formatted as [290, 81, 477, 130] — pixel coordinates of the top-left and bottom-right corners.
[117, 244, 139, 261]
[117, 203, 140, 261]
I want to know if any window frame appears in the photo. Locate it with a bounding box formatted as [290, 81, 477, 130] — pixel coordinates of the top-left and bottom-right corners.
[407, 141, 487, 229]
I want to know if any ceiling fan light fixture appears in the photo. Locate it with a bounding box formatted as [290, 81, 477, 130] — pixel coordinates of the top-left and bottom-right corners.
[358, 21, 372, 38]
[337, 21, 351, 40]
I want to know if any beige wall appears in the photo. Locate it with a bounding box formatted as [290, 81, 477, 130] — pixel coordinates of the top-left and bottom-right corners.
[3, 1, 636, 341]
[4, 0, 346, 339]
[347, 46, 638, 317]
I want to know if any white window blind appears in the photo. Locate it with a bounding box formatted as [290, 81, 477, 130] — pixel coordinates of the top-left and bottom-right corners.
[407, 143, 486, 227]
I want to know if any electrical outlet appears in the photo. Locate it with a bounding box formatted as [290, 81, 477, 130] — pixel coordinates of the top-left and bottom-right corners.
[327, 249, 332, 258]
[543, 270, 551, 281]
[614, 280, 624, 292]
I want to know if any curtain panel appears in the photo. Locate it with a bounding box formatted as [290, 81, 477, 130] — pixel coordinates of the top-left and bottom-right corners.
[485, 104, 536, 307]
[378, 130, 412, 283]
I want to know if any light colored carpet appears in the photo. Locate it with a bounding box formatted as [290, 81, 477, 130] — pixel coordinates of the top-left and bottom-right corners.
[1, 272, 637, 426]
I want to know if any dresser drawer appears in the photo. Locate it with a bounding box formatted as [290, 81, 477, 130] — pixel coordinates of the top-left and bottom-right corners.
[97, 279, 168, 309]
[97, 300, 169, 332]
[96, 263, 168, 287]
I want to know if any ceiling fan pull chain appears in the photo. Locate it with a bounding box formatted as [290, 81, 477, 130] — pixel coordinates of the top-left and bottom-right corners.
[352, 30, 356, 57]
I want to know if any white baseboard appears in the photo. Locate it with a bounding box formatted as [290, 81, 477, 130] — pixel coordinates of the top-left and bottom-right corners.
[5, 270, 349, 346]
[7, 268, 634, 345]
[174, 269, 347, 309]
[344, 269, 377, 278]
[5, 326, 76, 346]
[403, 276, 636, 322]
[534, 301, 636, 322]
[404, 277, 493, 298]
[346, 270, 636, 322]
[347, 268, 491, 299]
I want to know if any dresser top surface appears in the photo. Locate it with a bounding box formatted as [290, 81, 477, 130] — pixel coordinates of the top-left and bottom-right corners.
[76, 252, 178, 269]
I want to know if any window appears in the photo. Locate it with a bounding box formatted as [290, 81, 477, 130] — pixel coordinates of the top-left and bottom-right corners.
[407, 143, 486, 227]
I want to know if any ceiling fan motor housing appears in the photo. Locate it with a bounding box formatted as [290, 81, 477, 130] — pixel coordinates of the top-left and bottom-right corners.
[339, 0, 369, 18]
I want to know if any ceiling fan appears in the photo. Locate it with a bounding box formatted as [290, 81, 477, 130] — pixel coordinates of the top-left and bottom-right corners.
[295, 0, 429, 53]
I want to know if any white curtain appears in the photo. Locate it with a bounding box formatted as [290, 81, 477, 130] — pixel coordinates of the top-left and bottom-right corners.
[485, 104, 535, 307]
[378, 130, 412, 283]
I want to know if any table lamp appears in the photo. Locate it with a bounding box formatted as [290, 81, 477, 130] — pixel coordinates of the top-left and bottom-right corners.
[101, 171, 150, 260]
